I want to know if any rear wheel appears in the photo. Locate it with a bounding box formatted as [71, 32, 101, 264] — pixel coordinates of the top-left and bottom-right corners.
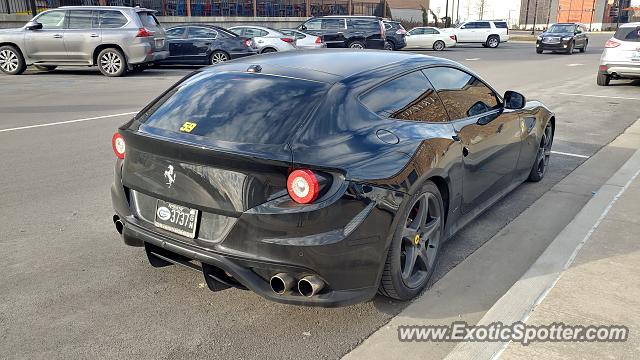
[34, 65, 57, 72]
[0, 45, 26, 75]
[97, 48, 127, 77]
[348, 40, 366, 49]
[579, 40, 587, 53]
[433, 40, 445, 51]
[210, 50, 229, 64]
[486, 35, 500, 48]
[527, 121, 554, 182]
[379, 181, 444, 300]
[261, 47, 277, 53]
[597, 73, 611, 86]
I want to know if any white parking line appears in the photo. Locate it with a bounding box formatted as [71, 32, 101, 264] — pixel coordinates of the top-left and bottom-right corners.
[0, 112, 138, 133]
[551, 150, 590, 159]
[556, 92, 640, 101]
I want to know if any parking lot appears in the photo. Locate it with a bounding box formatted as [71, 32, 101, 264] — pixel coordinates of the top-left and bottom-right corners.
[1, 33, 639, 360]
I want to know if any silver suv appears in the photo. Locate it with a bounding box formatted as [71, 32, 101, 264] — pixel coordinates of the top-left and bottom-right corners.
[0, 6, 168, 77]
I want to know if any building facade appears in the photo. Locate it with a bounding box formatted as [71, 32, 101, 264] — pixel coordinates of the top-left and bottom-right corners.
[519, 0, 640, 31]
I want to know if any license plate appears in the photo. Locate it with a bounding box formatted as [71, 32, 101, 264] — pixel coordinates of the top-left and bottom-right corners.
[154, 200, 198, 238]
[155, 39, 164, 48]
[632, 51, 640, 61]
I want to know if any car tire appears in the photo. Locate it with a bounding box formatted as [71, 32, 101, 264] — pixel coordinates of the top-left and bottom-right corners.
[527, 121, 554, 182]
[433, 40, 446, 51]
[566, 41, 574, 55]
[261, 48, 277, 53]
[536, 48, 543, 54]
[486, 35, 500, 48]
[482, 43, 488, 48]
[579, 41, 587, 53]
[34, 65, 57, 72]
[0, 45, 26, 75]
[384, 41, 394, 51]
[97, 48, 127, 77]
[348, 40, 366, 49]
[379, 181, 444, 300]
[597, 73, 611, 86]
[210, 50, 230, 64]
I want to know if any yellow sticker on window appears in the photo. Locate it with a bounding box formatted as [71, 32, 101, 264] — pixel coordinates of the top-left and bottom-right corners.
[180, 122, 197, 133]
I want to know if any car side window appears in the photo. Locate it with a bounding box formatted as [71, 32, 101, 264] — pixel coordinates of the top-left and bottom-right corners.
[189, 27, 217, 39]
[36, 10, 66, 29]
[477, 22, 491, 29]
[67, 10, 93, 29]
[304, 19, 322, 30]
[244, 28, 268, 37]
[423, 67, 499, 120]
[99, 10, 128, 29]
[361, 71, 450, 123]
[408, 28, 422, 35]
[322, 18, 346, 30]
[166, 27, 185, 39]
[462, 22, 476, 29]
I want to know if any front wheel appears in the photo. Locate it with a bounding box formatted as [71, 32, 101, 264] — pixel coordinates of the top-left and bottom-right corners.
[566, 41, 575, 55]
[0, 45, 26, 75]
[384, 41, 394, 51]
[536, 48, 543, 54]
[527, 121, 554, 182]
[97, 48, 127, 77]
[379, 181, 444, 300]
[433, 40, 445, 51]
[348, 40, 366, 49]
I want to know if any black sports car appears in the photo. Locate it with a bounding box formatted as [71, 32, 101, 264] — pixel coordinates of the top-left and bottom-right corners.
[160, 25, 257, 65]
[111, 51, 555, 307]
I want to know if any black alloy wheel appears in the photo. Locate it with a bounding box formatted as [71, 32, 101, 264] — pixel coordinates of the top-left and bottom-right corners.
[528, 121, 554, 182]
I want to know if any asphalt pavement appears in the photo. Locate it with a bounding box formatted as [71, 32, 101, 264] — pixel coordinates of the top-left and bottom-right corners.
[1, 33, 639, 360]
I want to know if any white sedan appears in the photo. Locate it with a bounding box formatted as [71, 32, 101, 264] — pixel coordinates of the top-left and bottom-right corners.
[405, 27, 457, 51]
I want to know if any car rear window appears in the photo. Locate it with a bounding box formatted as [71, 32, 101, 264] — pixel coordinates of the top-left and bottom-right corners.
[99, 10, 127, 28]
[614, 26, 640, 42]
[138, 12, 160, 28]
[494, 22, 508, 28]
[139, 72, 328, 145]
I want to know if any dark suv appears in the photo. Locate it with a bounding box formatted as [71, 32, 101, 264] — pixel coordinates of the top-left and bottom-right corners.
[383, 20, 407, 50]
[536, 23, 589, 54]
[297, 16, 385, 49]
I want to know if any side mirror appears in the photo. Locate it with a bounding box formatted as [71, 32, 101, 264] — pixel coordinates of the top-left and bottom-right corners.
[504, 91, 526, 110]
[25, 21, 43, 30]
[299, 25, 307, 31]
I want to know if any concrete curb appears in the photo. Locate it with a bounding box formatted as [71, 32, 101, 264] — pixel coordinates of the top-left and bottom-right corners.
[444, 120, 640, 360]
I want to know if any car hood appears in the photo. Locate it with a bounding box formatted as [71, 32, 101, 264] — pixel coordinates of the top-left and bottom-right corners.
[542, 32, 573, 37]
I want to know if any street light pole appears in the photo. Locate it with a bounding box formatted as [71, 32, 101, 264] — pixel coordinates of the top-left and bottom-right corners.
[531, 0, 538, 35]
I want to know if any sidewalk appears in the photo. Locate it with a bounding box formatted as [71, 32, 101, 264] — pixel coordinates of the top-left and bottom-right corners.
[501, 166, 640, 358]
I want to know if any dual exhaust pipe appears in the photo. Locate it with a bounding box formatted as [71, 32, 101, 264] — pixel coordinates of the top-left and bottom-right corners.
[270, 273, 324, 297]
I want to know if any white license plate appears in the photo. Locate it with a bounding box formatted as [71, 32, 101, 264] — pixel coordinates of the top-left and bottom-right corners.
[155, 39, 164, 48]
[632, 51, 640, 61]
[154, 200, 198, 238]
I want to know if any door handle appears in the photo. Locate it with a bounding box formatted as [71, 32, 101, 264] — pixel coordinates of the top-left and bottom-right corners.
[90, 33, 99, 38]
[53, 34, 63, 38]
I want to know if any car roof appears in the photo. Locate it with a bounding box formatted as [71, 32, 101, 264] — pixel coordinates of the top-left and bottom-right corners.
[619, 22, 640, 28]
[57, 5, 154, 11]
[205, 50, 456, 83]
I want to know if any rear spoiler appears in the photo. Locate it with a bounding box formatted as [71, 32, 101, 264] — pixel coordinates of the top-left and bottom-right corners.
[134, 7, 156, 13]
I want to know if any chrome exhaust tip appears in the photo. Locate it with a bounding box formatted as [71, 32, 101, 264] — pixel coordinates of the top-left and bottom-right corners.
[298, 275, 324, 297]
[113, 215, 124, 235]
[270, 273, 296, 294]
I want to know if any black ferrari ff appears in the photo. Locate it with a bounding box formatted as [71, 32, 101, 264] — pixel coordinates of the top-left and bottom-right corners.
[111, 50, 555, 307]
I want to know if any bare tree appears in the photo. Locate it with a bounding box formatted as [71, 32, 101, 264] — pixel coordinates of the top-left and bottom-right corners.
[475, 0, 487, 20]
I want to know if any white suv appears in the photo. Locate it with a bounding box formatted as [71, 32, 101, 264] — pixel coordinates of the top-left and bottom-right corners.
[450, 20, 509, 48]
[597, 22, 640, 86]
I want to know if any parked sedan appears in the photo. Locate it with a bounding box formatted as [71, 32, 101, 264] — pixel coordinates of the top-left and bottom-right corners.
[278, 29, 325, 49]
[228, 26, 295, 53]
[159, 25, 256, 65]
[111, 50, 555, 307]
[597, 22, 640, 86]
[404, 27, 457, 51]
[536, 23, 588, 54]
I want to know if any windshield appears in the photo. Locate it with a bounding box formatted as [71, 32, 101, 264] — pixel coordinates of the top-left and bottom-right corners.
[139, 71, 328, 145]
[547, 24, 575, 33]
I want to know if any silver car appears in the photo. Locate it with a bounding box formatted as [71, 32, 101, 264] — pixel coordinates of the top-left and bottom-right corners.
[0, 6, 169, 77]
[598, 22, 640, 86]
[228, 26, 296, 53]
[278, 29, 325, 49]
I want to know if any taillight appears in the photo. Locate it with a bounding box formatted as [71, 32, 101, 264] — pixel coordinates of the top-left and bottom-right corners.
[605, 39, 620, 48]
[280, 37, 294, 43]
[287, 169, 319, 204]
[315, 36, 322, 44]
[396, 29, 407, 35]
[450, 35, 457, 41]
[136, 27, 153, 37]
[379, 21, 385, 37]
[112, 132, 125, 159]
[244, 39, 253, 47]
[599, 65, 609, 72]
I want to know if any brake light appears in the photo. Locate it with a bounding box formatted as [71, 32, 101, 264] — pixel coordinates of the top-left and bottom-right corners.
[136, 27, 153, 37]
[280, 37, 294, 43]
[244, 39, 253, 47]
[599, 65, 609, 72]
[450, 35, 457, 41]
[605, 39, 620, 48]
[315, 36, 322, 44]
[112, 132, 125, 159]
[396, 29, 407, 35]
[287, 169, 319, 204]
[379, 21, 386, 37]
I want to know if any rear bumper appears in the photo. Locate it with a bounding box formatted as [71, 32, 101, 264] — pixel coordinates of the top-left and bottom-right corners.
[110, 163, 405, 307]
[126, 42, 169, 65]
[599, 62, 640, 78]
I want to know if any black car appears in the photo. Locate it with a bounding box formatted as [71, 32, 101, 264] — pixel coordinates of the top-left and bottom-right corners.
[297, 15, 386, 49]
[536, 23, 589, 54]
[383, 20, 407, 50]
[160, 25, 257, 65]
[111, 51, 555, 307]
